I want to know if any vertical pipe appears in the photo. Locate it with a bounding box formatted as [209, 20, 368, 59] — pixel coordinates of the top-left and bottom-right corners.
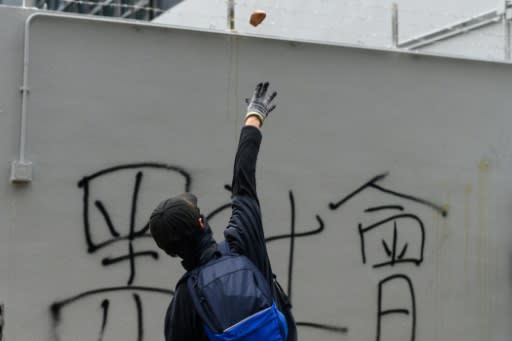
[227, 0, 235, 31]
[505, 19, 511, 60]
[505, 7, 511, 60]
[392, 3, 399, 48]
[19, 15, 32, 164]
[114, 0, 121, 17]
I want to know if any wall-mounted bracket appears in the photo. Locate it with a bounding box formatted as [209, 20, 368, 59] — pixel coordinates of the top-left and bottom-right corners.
[10, 160, 33, 184]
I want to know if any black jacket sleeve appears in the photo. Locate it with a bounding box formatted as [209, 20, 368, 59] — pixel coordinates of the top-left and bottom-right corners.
[224, 126, 298, 341]
[224, 126, 273, 286]
[230, 126, 261, 202]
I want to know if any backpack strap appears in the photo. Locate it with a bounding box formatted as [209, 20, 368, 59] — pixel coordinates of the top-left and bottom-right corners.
[187, 265, 224, 332]
[177, 266, 224, 332]
[272, 273, 292, 309]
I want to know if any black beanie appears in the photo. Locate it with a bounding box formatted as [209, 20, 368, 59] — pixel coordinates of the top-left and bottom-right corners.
[149, 193, 202, 257]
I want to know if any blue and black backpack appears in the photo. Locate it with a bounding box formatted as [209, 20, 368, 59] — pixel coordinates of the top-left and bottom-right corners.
[184, 251, 288, 341]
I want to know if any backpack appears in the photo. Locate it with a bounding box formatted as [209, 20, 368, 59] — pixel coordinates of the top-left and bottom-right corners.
[185, 251, 289, 341]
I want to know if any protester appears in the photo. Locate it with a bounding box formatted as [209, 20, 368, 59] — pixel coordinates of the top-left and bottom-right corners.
[149, 82, 297, 341]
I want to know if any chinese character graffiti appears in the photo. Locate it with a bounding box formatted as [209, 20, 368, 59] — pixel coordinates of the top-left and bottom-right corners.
[51, 163, 190, 341]
[329, 172, 447, 341]
[51, 165, 447, 340]
[51, 163, 348, 340]
[377, 274, 416, 341]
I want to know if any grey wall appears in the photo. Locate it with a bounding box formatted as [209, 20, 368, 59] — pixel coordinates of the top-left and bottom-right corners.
[0, 7, 511, 341]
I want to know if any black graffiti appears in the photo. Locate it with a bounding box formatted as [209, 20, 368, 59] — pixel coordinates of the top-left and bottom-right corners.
[206, 187, 326, 302]
[95, 201, 120, 237]
[264, 190, 325, 302]
[329, 172, 446, 270]
[58, 167, 452, 340]
[264, 191, 350, 335]
[365, 205, 404, 213]
[206, 203, 232, 221]
[50, 286, 173, 341]
[358, 214, 425, 268]
[296, 322, 348, 334]
[329, 173, 389, 210]
[78, 163, 191, 253]
[51, 163, 189, 341]
[381, 224, 409, 262]
[78, 163, 191, 285]
[57, 165, 354, 340]
[328, 173, 447, 341]
[371, 183, 447, 218]
[50, 286, 173, 317]
[376, 274, 416, 341]
[133, 293, 143, 341]
[98, 299, 109, 341]
[329, 172, 448, 217]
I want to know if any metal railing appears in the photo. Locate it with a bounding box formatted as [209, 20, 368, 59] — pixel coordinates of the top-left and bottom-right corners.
[392, 1, 512, 60]
[4, 0, 185, 21]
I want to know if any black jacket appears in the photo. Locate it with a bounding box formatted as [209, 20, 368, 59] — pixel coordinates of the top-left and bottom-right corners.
[164, 126, 297, 341]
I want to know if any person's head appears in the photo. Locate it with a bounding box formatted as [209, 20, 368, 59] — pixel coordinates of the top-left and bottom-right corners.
[149, 193, 205, 259]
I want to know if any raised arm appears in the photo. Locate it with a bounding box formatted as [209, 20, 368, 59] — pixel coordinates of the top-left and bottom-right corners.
[231, 82, 276, 201]
[225, 82, 277, 283]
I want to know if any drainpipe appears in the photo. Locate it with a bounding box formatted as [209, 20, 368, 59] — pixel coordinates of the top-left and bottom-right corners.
[504, 0, 512, 60]
[12, 12, 199, 184]
[391, 3, 399, 48]
[227, 0, 235, 31]
[10, 11, 36, 183]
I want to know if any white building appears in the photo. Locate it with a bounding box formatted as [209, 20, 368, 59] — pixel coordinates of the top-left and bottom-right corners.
[154, 0, 512, 61]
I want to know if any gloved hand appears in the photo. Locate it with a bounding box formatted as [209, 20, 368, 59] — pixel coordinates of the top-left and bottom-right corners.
[245, 82, 277, 126]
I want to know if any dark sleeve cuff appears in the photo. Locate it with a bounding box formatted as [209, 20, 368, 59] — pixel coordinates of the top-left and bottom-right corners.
[240, 125, 262, 142]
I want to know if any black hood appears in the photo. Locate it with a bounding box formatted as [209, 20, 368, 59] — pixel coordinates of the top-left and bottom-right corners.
[181, 218, 218, 271]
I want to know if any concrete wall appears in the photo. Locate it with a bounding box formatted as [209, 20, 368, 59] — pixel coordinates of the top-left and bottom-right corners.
[0, 7, 511, 341]
[154, 0, 510, 61]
